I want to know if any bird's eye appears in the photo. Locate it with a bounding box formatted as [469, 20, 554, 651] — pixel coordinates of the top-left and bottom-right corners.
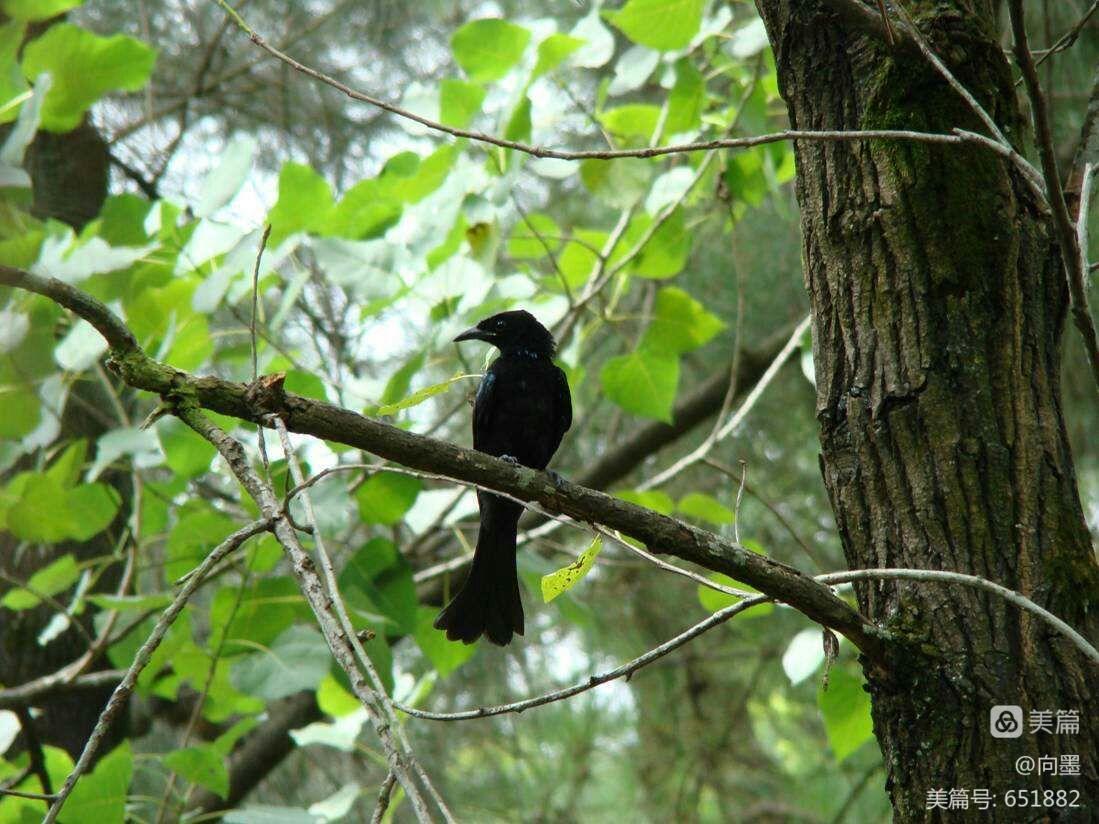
[495, 319, 505, 329]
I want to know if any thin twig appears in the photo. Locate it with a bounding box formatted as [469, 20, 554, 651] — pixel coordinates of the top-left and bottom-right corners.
[42, 520, 272, 823]
[251, 224, 273, 471]
[394, 565, 1097, 722]
[273, 420, 454, 823]
[1009, 0, 1099, 392]
[371, 772, 398, 824]
[208, 0, 1031, 169]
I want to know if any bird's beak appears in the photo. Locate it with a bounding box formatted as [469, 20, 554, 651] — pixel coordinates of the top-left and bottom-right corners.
[454, 325, 489, 343]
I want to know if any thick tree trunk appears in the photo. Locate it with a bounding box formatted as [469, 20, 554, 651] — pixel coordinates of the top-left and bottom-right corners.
[756, 2, 1099, 820]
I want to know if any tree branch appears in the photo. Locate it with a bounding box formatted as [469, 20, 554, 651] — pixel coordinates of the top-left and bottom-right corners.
[0, 264, 890, 662]
[1008, 0, 1099, 392]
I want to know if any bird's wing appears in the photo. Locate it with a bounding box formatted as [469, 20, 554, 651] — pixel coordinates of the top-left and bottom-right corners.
[471, 370, 497, 451]
[554, 365, 573, 438]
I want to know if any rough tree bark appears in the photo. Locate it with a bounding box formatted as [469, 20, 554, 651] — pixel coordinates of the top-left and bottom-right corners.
[755, 1, 1099, 820]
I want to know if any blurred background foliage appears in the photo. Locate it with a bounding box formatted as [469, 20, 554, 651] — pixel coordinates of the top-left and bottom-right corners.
[0, 0, 1096, 821]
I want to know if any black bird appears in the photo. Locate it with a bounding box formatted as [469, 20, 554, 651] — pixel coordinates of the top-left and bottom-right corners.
[434, 309, 572, 645]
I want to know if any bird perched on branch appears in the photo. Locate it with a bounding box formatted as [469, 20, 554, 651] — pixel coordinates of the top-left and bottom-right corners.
[434, 309, 572, 645]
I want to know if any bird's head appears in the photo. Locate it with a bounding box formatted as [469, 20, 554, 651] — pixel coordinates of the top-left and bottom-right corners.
[454, 309, 556, 357]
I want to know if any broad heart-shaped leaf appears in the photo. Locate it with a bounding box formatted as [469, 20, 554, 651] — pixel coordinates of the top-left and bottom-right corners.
[642, 286, 725, 354]
[630, 207, 692, 279]
[608, 0, 705, 51]
[600, 349, 678, 422]
[696, 572, 774, 618]
[818, 666, 875, 762]
[439, 78, 485, 128]
[1, 552, 79, 609]
[339, 538, 418, 634]
[1, 0, 83, 21]
[163, 744, 229, 800]
[451, 18, 531, 83]
[230, 625, 331, 701]
[532, 32, 584, 79]
[666, 58, 704, 134]
[266, 162, 334, 245]
[4, 472, 117, 544]
[21, 23, 156, 132]
[541, 536, 603, 602]
[355, 471, 421, 525]
[414, 606, 476, 676]
[64, 740, 131, 824]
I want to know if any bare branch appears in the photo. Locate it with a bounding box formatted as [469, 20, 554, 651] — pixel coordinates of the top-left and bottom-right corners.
[1008, 0, 1099, 392]
[42, 519, 272, 823]
[0, 265, 890, 661]
[395, 566, 1097, 723]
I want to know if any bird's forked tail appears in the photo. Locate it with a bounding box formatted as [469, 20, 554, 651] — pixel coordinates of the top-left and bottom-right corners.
[433, 496, 524, 645]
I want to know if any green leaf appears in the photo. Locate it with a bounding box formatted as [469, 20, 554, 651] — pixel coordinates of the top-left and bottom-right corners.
[87, 592, 173, 611]
[64, 740, 131, 824]
[508, 213, 560, 259]
[631, 208, 692, 279]
[599, 104, 660, 141]
[677, 492, 734, 525]
[231, 625, 331, 701]
[164, 744, 229, 800]
[45, 439, 86, 488]
[439, 78, 485, 128]
[579, 157, 651, 208]
[451, 18, 531, 83]
[209, 577, 305, 655]
[380, 352, 425, 407]
[165, 507, 239, 582]
[375, 373, 475, 416]
[1, 0, 83, 21]
[64, 482, 121, 540]
[266, 162, 334, 245]
[1, 552, 80, 609]
[5, 472, 68, 542]
[532, 33, 584, 79]
[724, 147, 768, 207]
[0, 20, 29, 126]
[541, 536, 602, 602]
[158, 417, 217, 479]
[696, 572, 773, 617]
[325, 178, 402, 240]
[355, 471, 420, 525]
[642, 286, 725, 353]
[607, 0, 704, 51]
[666, 58, 704, 134]
[195, 135, 256, 217]
[0, 382, 40, 438]
[340, 538, 418, 634]
[600, 349, 678, 422]
[21, 23, 156, 132]
[414, 607, 476, 675]
[504, 95, 531, 143]
[557, 228, 609, 289]
[614, 489, 674, 515]
[818, 667, 875, 761]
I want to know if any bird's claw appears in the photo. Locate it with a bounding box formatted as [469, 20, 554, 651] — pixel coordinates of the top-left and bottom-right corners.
[547, 469, 566, 490]
[499, 454, 520, 465]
